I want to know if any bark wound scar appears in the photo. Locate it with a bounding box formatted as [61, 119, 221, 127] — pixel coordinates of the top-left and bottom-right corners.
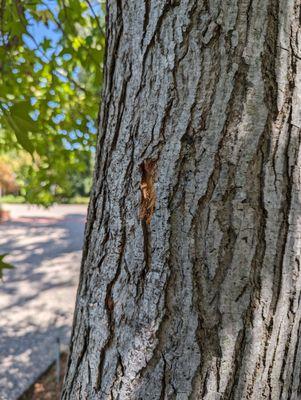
[139, 159, 156, 224]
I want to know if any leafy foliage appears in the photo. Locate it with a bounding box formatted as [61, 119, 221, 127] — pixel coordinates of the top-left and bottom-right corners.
[0, 0, 105, 205]
[0, 253, 14, 279]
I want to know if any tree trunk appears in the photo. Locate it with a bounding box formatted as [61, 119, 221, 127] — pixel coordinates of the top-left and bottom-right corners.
[62, 1, 301, 399]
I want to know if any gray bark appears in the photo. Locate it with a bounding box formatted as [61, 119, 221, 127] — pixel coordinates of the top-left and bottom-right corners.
[62, 0, 301, 399]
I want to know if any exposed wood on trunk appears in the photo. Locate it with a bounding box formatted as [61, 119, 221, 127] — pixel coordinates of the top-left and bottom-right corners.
[62, 0, 301, 399]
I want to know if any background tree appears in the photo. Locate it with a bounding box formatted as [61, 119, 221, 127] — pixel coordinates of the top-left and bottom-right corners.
[0, 0, 105, 205]
[0, 158, 18, 196]
[62, 0, 301, 399]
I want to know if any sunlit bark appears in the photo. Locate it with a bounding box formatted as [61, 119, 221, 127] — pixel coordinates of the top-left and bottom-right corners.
[62, 1, 301, 398]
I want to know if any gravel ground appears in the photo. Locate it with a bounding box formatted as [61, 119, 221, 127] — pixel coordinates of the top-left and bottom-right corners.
[0, 204, 87, 400]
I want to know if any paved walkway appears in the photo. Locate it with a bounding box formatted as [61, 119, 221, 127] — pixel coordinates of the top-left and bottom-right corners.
[0, 204, 87, 400]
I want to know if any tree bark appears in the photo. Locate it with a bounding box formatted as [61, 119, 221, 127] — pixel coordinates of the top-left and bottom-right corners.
[62, 0, 301, 399]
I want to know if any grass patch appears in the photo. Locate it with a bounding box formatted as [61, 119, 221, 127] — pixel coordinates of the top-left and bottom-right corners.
[0, 195, 90, 205]
[0, 195, 26, 204]
[63, 196, 90, 205]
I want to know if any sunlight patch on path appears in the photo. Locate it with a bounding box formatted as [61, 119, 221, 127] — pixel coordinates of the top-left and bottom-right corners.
[0, 204, 87, 400]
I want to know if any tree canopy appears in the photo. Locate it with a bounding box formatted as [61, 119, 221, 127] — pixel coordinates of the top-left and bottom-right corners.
[0, 0, 105, 204]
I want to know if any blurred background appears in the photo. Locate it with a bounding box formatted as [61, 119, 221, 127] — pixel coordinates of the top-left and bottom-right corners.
[0, 1, 105, 398]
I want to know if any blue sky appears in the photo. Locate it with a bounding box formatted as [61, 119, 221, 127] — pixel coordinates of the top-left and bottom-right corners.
[23, 0, 102, 60]
[23, 1, 62, 60]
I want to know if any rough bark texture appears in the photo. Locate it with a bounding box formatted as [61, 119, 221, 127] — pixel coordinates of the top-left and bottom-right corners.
[62, 1, 301, 399]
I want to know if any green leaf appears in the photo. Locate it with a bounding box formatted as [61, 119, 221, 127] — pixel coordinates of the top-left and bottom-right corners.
[85, 36, 93, 46]
[42, 38, 52, 52]
[33, 9, 53, 23]
[0, 254, 14, 279]
[2, 101, 38, 153]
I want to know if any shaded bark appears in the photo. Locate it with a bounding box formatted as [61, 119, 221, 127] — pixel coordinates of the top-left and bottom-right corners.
[62, 0, 301, 399]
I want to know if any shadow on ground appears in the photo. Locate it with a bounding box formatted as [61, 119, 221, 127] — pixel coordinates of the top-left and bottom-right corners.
[0, 206, 86, 400]
[0, 321, 70, 400]
[0, 213, 85, 300]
